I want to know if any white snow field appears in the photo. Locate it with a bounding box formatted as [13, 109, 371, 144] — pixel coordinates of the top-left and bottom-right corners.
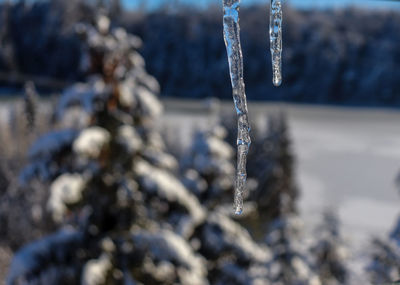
[162, 100, 400, 242]
[282, 104, 400, 239]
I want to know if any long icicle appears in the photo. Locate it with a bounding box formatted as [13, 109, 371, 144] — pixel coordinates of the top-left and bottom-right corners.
[222, 0, 251, 215]
[270, 0, 283, 86]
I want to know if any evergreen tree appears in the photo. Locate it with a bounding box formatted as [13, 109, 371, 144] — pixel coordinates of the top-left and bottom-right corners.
[243, 113, 320, 284]
[368, 216, 400, 284]
[8, 13, 208, 285]
[311, 211, 348, 285]
[23, 81, 38, 131]
[367, 172, 400, 283]
[182, 125, 235, 209]
[265, 215, 321, 285]
[249, 113, 298, 220]
[223, 112, 319, 284]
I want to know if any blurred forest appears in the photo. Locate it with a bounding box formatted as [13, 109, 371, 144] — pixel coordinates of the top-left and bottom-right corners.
[0, 1, 400, 285]
[1, 0, 400, 105]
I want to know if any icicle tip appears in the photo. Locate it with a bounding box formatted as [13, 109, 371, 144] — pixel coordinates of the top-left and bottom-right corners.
[234, 208, 243, 215]
[273, 77, 282, 87]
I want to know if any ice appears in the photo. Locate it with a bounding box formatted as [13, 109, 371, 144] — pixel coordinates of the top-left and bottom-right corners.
[222, 0, 251, 215]
[270, 0, 283, 86]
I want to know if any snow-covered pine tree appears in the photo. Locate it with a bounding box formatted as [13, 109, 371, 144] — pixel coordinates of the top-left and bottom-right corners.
[244, 114, 320, 284]
[311, 210, 348, 285]
[181, 125, 235, 209]
[367, 172, 400, 283]
[173, 119, 275, 284]
[368, 215, 400, 284]
[265, 215, 321, 285]
[249, 112, 298, 220]
[0, 81, 52, 252]
[222, 112, 318, 284]
[8, 13, 208, 285]
[23, 81, 39, 131]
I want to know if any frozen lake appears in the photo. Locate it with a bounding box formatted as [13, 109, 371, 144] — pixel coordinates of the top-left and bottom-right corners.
[163, 100, 400, 244]
[278, 104, 400, 241]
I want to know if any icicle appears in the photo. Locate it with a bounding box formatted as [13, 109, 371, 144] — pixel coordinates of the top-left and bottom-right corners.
[222, 0, 251, 215]
[270, 0, 283, 86]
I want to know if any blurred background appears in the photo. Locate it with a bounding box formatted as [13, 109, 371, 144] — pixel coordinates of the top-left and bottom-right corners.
[1, 0, 400, 284]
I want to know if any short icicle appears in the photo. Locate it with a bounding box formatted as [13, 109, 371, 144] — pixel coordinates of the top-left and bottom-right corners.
[222, 0, 251, 215]
[270, 0, 283, 86]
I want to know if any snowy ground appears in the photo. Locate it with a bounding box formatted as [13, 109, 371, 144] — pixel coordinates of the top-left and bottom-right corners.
[162, 100, 400, 250]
